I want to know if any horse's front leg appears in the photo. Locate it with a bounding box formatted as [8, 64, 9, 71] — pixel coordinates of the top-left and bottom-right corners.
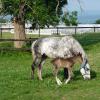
[54, 67, 62, 85]
[65, 67, 72, 84]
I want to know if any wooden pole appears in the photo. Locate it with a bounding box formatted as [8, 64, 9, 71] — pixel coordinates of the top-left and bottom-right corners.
[94, 27, 96, 33]
[75, 27, 77, 35]
[39, 27, 40, 37]
[0, 28, 2, 38]
[57, 27, 59, 35]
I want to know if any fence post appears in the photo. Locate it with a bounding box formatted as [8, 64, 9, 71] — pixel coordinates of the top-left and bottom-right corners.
[94, 27, 96, 33]
[75, 27, 77, 35]
[39, 27, 40, 37]
[0, 28, 2, 38]
[57, 27, 59, 35]
[29, 37, 32, 45]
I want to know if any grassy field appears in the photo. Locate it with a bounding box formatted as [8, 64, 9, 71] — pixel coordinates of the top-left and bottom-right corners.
[0, 32, 49, 39]
[0, 32, 51, 48]
[0, 33, 100, 100]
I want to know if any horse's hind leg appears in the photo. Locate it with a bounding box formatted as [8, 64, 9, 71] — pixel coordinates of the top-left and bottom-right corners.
[37, 61, 44, 80]
[31, 61, 35, 79]
[31, 57, 40, 79]
[37, 55, 47, 80]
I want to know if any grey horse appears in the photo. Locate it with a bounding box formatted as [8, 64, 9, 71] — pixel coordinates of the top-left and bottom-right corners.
[31, 36, 91, 85]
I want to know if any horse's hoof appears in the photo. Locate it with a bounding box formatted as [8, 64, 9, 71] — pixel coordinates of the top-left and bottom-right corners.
[56, 80, 62, 85]
[39, 78, 43, 81]
[65, 80, 70, 84]
[65, 82, 68, 84]
[57, 82, 62, 86]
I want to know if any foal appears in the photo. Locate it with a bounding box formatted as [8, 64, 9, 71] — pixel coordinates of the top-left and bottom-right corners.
[51, 54, 82, 85]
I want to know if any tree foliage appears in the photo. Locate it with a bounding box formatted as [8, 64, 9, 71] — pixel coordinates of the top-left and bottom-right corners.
[0, 0, 68, 28]
[62, 11, 78, 26]
[95, 19, 100, 24]
[0, 17, 8, 23]
[25, 0, 68, 28]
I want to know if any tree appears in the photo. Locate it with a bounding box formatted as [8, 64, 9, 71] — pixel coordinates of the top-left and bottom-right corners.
[0, 0, 67, 48]
[70, 11, 78, 26]
[62, 11, 78, 26]
[62, 12, 70, 26]
[95, 19, 100, 24]
[1, 0, 26, 48]
[26, 0, 68, 28]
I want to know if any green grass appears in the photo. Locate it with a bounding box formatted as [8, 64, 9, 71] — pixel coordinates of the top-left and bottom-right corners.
[0, 33, 100, 100]
[0, 32, 50, 39]
[0, 32, 51, 48]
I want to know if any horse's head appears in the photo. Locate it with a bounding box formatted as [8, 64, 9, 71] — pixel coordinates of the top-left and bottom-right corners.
[80, 59, 91, 80]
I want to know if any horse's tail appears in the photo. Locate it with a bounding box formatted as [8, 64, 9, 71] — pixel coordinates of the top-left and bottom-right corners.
[31, 40, 37, 60]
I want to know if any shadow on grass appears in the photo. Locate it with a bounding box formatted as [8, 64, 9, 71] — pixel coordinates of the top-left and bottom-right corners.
[43, 72, 54, 79]
[91, 70, 97, 79]
[73, 70, 97, 80]
[43, 69, 97, 81]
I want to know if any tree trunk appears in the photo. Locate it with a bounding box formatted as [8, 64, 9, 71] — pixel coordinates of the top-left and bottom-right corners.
[14, 0, 26, 48]
[13, 18, 26, 48]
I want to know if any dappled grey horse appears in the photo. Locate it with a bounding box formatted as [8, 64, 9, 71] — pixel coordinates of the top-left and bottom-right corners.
[31, 36, 91, 84]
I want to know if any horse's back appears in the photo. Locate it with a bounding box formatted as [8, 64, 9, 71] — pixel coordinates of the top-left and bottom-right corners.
[31, 36, 86, 59]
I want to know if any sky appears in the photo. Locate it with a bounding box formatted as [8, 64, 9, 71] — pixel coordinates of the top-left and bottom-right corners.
[1, 0, 100, 24]
[64, 0, 100, 23]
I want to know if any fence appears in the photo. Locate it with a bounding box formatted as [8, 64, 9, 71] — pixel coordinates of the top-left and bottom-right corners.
[0, 26, 100, 38]
[0, 38, 37, 51]
[0, 26, 100, 51]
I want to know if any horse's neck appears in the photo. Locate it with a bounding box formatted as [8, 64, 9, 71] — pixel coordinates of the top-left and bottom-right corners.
[81, 58, 88, 69]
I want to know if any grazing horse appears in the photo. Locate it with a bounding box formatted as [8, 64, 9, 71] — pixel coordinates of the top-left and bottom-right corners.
[31, 36, 91, 84]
